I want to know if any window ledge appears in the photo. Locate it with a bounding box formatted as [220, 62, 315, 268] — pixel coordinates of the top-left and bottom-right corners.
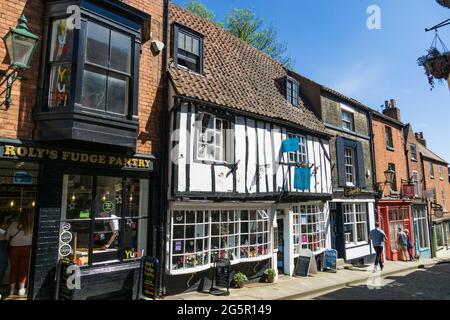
[386, 146, 395, 152]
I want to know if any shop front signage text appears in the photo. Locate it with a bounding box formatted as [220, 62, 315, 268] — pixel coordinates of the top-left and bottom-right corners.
[2, 145, 151, 169]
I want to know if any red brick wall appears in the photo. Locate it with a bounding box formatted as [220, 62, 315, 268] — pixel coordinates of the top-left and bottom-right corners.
[372, 116, 408, 196]
[0, 0, 165, 155]
[423, 159, 450, 217]
[405, 126, 424, 197]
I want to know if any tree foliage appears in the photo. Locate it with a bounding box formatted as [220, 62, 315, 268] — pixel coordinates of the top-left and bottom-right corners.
[184, 3, 294, 69]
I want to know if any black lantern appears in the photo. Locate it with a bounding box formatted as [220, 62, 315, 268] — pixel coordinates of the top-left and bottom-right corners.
[384, 169, 396, 185]
[1, 15, 39, 108]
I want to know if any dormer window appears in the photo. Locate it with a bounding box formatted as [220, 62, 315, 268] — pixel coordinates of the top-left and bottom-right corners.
[286, 77, 299, 107]
[174, 25, 203, 74]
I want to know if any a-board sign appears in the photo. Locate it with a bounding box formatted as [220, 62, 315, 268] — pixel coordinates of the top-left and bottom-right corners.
[294, 255, 312, 277]
[55, 259, 75, 300]
[210, 258, 231, 296]
[140, 256, 159, 300]
[323, 249, 338, 273]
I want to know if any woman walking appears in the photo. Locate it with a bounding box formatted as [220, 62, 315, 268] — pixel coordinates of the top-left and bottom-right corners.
[6, 210, 33, 297]
[404, 229, 415, 262]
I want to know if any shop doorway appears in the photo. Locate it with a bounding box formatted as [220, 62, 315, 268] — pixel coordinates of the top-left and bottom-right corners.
[276, 217, 284, 272]
[0, 160, 39, 300]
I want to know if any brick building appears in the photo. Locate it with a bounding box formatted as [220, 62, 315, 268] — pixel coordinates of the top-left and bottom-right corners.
[297, 75, 378, 265]
[0, 0, 167, 300]
[371, 100, 414, 261]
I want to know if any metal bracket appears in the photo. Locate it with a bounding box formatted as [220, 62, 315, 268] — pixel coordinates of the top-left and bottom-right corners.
[0, 69, 26, 109]
[425, 18, 450, 32]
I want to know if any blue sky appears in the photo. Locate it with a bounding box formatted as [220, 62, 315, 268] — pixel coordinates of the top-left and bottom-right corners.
[174, 0, 450, 162]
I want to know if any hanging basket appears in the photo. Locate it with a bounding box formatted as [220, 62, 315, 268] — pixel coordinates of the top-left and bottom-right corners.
[418, 32, 450, 90]
[436, 0, 450, 8]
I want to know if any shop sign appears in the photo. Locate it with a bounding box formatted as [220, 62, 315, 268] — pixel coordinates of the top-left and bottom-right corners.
[62, 223, 71, 231]
[0, 144, 152, 170]
[402, 184, 415, 198]
[140, 256, 159, 300]
[344, 187, 362, 197]
[59, 244, 72, 257]
[60, 231, 72, 244]
[322, 249, 337, 273]
[102, 201, 114, 213]
[210, 258, 231, 296]
[13, 171, 33, 184]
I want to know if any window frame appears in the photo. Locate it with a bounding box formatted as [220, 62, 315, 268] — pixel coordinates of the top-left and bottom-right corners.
[442, 190, 447, 211]
[342, 203, 368, 247]
[292, 204, 327, 255]
[341, 110, 354, 132]
[194, 111, 232, 164]
[439, 165, 444, 180]
[287, 133, 308, 164]
[41, 9, 141, 120]
[410, 144, 417, 161]
[286, 77, 299, 107]
[388, 163, 397, 191]
[169, 209, 271, 275]
[174, 24, 204, 74]
[59, 174, 149, 268]
[412, 171, 420, 197]
[413, 208, 430, 250]
[385, 126, 394, 150]
[430, 162, 435, 179]
[344, 147, 356, 186]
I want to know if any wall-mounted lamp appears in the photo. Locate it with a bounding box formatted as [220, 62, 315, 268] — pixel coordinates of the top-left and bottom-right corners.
[1, 15, 40, 108]
[384, 169, 396, 185]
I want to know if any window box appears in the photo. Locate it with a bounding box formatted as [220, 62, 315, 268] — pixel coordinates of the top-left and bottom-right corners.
[34, 0, 150, 148]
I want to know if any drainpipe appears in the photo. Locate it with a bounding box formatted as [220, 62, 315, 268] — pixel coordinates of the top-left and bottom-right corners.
[157, 0, 170, 296]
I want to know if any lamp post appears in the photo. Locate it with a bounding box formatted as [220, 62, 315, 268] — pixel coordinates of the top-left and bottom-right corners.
[384, 169, 395, 185]
[1, 14, 40, 108]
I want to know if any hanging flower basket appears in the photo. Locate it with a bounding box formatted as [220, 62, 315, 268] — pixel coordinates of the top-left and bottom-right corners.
[436, 0, 450, 9]
[417, 48, 450, 90]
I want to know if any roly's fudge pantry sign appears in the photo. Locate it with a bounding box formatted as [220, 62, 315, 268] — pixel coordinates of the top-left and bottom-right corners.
[0, 143, 152, 170]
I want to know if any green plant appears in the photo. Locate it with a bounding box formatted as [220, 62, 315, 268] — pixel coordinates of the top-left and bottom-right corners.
[417, 48, 450, 90]
[233, 272, 248, 288]
[264, 269, 276, 283]
[436, 0, 450, 9]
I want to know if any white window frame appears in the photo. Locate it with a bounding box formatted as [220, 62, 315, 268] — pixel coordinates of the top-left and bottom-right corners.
[292, 204, 327, 255]
[341, 110, 354, 132]
[410, 144, 417, 161]
[343, 203, 368, 247]
[413, 208, 430, 250]
[439, 165, 444, 180]
[287, 133, 308, 164]
[442, 190, 447, 211]
[430, 162, 435, 179]
[169, 209, 271, 275]
[195, 112, 230, 163]
[344, 147, 355, 186]
[412, 171, 420, 197]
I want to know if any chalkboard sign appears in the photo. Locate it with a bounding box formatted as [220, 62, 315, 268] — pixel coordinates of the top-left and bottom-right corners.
[140, 256, 159, 300]
[55, 259, 75, 300]
[209, 258, 231, 296]
[323, 249, 337, 273]
[294, 255, 312, 277]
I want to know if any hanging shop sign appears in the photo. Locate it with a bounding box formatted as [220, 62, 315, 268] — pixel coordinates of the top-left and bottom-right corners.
[344, 187, 362, 197]
[402, 184, 415, 198]
[0, 143, 152, 170]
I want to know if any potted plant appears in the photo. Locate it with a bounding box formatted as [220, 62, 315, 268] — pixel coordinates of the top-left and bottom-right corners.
[233, 272, 248, 289]
[436, 0, 450, 9]
[417, 47, 450, 90]
[264, 269, 276, 283]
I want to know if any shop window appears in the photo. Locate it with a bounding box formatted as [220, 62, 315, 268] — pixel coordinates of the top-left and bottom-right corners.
[287, 133, 307, 164]
[169, 209, 270, 272]
[195, 112, 232, 163]
[343, 203, 368, 246]
[174, 25, 203, 73]
[388, 208, 410, 252]
[59, 175, 148, 267]
[292, 205, 326, 254]
[413, 208, 429, 250]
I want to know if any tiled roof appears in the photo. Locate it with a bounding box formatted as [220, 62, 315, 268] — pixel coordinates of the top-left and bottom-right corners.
[417, 143, 448, 164]
[168, 4, 327, 136]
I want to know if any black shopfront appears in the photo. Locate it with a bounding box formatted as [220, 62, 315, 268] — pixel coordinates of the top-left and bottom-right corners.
[0, 0, 160, 300]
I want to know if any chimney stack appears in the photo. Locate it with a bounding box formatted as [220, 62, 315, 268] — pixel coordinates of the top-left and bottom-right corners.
[415, 132, 427, 147]
[382, 99, 401, 122]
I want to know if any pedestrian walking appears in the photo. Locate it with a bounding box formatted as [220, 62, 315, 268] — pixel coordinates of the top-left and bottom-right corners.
[404, 229, 415, 262]
[369, 222, 387, 272]
[397, 227, 408, 261]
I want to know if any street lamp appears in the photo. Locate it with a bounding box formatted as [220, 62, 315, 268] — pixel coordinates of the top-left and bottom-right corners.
[384, 168, 396, 185]
[1, 14, 40, 108]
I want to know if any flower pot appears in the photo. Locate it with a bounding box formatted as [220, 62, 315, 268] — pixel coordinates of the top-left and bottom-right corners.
[266, 275, 275, 283]
[428, 53, 450, 79]
[235, 282, 245, 289]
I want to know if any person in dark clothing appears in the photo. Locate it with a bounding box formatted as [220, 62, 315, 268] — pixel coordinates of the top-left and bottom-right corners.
[404, 229, 415, 262]
[369, 222, 387, 271]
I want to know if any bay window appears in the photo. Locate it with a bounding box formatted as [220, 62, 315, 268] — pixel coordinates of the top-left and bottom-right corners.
[169, 209, 271, 272]
[59, 175, 149, 267]
[343, 203, 368, 245]
[292, 205, 326, 254]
